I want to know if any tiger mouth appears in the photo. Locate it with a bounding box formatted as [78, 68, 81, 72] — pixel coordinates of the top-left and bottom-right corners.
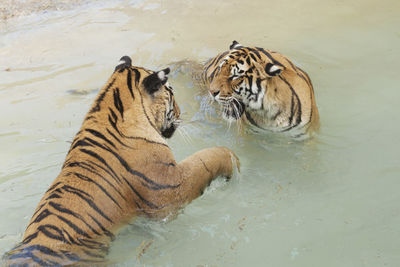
[221, 99, 245, 120]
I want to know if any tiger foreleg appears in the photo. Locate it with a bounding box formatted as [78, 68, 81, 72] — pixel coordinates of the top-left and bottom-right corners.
[176, 147, 240, 203]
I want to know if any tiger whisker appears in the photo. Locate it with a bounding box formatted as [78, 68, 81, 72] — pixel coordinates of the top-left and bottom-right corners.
[177, 126, 193, 145]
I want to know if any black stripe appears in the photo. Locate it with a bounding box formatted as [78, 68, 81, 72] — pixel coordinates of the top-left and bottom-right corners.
[65, 161, 126, 202]
[247, 47, 262, 59]
[9, 251, 48, 266]
[120, 175, 160, 209]
[87, 214, 115, 240]
[297, 66, 315, 124]
[87, 159, 124, 187]
[199, 159, 211, 174]
[31, 203, 45, 218]
[249, 53, 258, 62]
[297, 66, 313, 89]
[85, 128, 116, 149]
[108, 114, 122, 137]
[54, 214, 93, 239]
[48, 201, 103, 237]
[70, 139, 93, 150]
[134, 200, 153, 216]
[255, 47, 284, 67]
[108, 147, 180, 190]
[247, 75, 253, 90]
[245, 111, 266, 130]
[56, 215, 94, 242]
[271, 110, 282, 121]
[283, 55, 314, 126]
[108, 107, 118, 123]
[62, 228, 79, 246]
[85, 115, 96, 121]
[61, 184, 91, 198]
[206, 54, 220, 69]
[113, 87, 124, 120]
[106, 112, 168, 147]
[37, 224, 67, 243]
[137, 86, 161, 135]
[67, 171, 122, 209]
[279, 75, 302, 129]
[61, 250, 80, 262]
[61, 184, 114, 224]
[45, 193, 62, 200]
[22, 232, 38, 244]
[69, 132, 82, 149]
[79, 149, 122, 184]
[207, 51, 228, 71]
[14, 244, 63, 259]
[82, 249, 104, 259]
[106, 128, 132, 148]
[46, 182, 62, 193]
[30, 209, 52, 225]
[209, 67, 219, 82]
[288, 94, 295, 125]
[213, 51, 229, 65]
[89, 78, 115, 114]
[256, 77, 262, 93]
[283, 56, 312, 89]
[78, 238, 107, 250]
[82, 136, 178, 190]
[131, 68, 141, 87]
[127, 69, 135, 99]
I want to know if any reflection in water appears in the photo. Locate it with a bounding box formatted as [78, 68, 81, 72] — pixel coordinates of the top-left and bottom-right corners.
[1, 0, 400, 266]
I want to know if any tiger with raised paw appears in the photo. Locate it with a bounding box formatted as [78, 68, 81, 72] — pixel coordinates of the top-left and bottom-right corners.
[3, 56, 239, 266]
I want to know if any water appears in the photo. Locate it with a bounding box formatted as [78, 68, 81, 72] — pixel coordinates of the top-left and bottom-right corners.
[1, 0, 399, 266]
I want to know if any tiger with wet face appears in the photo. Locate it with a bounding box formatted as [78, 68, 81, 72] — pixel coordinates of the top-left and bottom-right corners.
[3, 56, 239, 266]
[202, 41, 320, 139]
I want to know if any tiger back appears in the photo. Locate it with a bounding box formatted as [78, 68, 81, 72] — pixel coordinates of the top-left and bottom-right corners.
[3, 56, 239, 266]
[201, 41, 320, 139]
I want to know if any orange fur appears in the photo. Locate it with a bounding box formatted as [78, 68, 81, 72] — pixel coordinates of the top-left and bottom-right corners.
[202, 41, 319, 139]
[3, 58, 239, 266]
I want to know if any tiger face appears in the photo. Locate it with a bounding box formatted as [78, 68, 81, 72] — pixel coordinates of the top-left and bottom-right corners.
[114, 56, 181, 139]
[207, 41, 283, 121]
[203, 41, 319, 137]
[141, 68, 181, 138]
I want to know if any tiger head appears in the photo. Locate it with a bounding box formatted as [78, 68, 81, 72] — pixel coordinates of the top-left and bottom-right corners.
[142, 67, 181, 139]
[114, 56, 180, 139]
[207, 41, 284, 121]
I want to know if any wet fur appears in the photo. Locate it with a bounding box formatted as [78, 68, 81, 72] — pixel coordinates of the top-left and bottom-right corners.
[201, 41, 320, 139]
[3, 57, 239, 266]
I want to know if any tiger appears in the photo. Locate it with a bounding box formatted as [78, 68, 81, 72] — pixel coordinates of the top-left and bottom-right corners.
[200, 40, 320, 139]
[3, 56, 239, 266]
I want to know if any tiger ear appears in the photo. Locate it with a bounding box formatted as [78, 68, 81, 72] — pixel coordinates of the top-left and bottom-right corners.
[143, 68, 170, 94]
[115, 56, 132, 72]
[265, 63, 284, 76]
[229, 40, 242, 50]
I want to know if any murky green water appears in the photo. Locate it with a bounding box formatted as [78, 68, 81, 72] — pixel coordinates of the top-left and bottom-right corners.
[1, 0, 400, 266]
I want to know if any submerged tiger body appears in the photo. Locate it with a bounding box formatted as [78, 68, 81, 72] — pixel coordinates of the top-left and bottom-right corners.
[4, 57, 239, 266]
[201, 41, 319, 139]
